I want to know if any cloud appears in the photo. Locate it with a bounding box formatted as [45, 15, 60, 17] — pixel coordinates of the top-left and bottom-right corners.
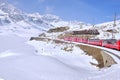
[45, 6, 54, 14]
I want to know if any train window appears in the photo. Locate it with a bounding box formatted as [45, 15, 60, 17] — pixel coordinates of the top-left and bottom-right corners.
[103, 39, 117, 44]
[88, 39, 100, 42]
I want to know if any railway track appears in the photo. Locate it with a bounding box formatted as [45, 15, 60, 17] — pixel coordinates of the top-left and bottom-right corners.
[71, 41, 120, 64]
[31, 37, 120, 59]
[71, 41, 120, 57]
[103, 50, 120, 60]
[30, 37, 120, 67]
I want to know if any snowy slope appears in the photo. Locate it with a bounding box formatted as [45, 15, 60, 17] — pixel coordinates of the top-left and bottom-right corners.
[51, 20, 92, 31]
[0, 34, 120, 80]
[0, 0, 93, 36]
[0, 0, 120, 80]
[93, 20, 120, 39]
[0, 0, 56, 36]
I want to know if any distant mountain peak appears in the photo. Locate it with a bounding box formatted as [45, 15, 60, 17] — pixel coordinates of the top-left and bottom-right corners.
[0, 0, 92, 35]
[42, 14, 61, 23]
[0, 0, 56, 29]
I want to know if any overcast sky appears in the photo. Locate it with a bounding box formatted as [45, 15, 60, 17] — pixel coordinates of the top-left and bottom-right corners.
[7, 0, 120, 24]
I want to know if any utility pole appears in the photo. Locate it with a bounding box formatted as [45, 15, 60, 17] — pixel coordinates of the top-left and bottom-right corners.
[113, 13, 116, 27]
[112, 13, 117, 39]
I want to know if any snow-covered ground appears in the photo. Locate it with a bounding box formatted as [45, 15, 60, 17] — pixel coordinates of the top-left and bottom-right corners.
[0, 33, 120, 80]
[0, 0, 120, 80]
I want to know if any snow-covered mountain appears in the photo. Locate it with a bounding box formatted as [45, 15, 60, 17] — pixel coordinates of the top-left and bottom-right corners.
[51, 20, 92, 31]
[0, 0, 64, 28]
[0, 1, 120, 80]
[0, 0, 26, 25]
[0, 0, 120, 39]
[0, 0, 93, 36]
[91, 20, 120, 39]
[0, 0, 62, 36]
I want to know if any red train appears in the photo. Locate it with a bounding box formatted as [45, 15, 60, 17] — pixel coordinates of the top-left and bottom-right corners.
[64, 37, 120, 51]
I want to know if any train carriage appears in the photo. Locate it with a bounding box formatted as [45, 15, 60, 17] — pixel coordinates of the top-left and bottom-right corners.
[102, 39, 120, 50]
[64, 37, 120, 51]
[88, 39, 102, 46]
[116, 40, 120, 50]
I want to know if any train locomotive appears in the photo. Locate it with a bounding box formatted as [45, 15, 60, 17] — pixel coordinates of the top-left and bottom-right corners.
[64, 37, 120, 51]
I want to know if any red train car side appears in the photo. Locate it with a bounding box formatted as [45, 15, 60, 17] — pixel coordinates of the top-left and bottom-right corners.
[64, 37, 120, 51]
[73, 38, 88, 43]
[88, 39, 102, 46]
[117, 40, 120, 50]
[102, 39, 120, 50]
